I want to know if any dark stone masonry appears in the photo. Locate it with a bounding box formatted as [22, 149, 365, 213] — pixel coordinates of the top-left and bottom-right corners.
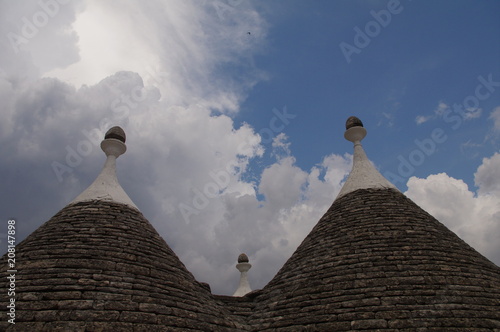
[0, 201, 246, 331]
[1, 188, 500, 331]
[246, 188, 500, 330]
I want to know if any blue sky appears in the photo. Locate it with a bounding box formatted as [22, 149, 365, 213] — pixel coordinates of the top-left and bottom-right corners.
[239, 0, 500, 191]
[1, 0, 499, 295]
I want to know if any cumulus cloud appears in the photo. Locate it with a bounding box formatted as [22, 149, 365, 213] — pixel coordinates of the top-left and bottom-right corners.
[490, 106, 500, 132]
[42, 0, 268, 113]
[206, 153, 351, 292]
[475, 152, 500, 196]
[0, 0, 84, 75]
[149, 151, 353, 294]
[0, 0, 354, 295]
[2, 0, 498, 298]
[405, 157, 500, 266]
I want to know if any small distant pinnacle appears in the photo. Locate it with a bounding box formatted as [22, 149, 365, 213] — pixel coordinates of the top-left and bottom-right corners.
[238, 253, 249, 263]
[105, 126, 126, 143]
[346, 116, 363, 130]
[233, 253, 252, 296]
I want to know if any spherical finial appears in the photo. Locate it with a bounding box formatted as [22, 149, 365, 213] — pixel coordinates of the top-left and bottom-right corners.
[346, 116, 363, 130]
[105, 126, 126, 143]
[238, 253, 249, 263]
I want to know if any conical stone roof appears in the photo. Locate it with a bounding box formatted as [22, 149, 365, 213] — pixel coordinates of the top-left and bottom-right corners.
[0, 127, 245, 331]
[249, 188, 500, 330]
[2, 120, 500, 331]
[247, 117, 500, 330]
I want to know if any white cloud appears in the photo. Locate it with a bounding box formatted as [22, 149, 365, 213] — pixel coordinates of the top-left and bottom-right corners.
[463, 107, 482, 120]
[434, 101, 449, 116]
[415, 102, 450, 125]
[405, 161, 500, 266]
[433, 102, 482, 122]
[415, 115, 432, 125]
[0, 0, 84, 74]
[41, 0, 267, 113]
[213, 153, 351, 292]
[2, 0, 497, 299]
[153, 151, 353, 294]
[259, 156, 308, 208]
[475, 152, 500, 196]
[0, 0, 268, 294]
[271, 132, 291, 160]
[490, 106, 500, 132]
[0, 0, 354, 295]
[415, 101, 482, 127]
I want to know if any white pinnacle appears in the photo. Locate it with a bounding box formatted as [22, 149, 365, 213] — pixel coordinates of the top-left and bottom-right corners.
[233, 253, 252, 297]
[71, 126, 138, 209]
[336, 117, 397, 199]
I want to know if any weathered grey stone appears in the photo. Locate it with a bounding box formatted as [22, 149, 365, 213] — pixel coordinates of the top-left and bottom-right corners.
[119, 311, 157, 324]
[245, 188, 500, 330]
[0, 200, 246, 331]
[351, 318, 388, 329]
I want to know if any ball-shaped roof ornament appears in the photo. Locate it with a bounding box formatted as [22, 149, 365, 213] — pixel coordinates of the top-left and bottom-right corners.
[346, 116, 363, 130]
[344, 116, 367, 143]
[105, 126, 126, 143]
[238, 253, 249, 263]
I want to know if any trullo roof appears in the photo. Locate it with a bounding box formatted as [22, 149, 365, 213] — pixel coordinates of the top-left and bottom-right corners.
[246, 117, 500, 330]
[2, 120, 499, 331]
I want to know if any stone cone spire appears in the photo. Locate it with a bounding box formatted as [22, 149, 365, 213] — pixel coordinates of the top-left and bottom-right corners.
[71, 126, 137, 209]
[337, 116, 397, 198]
[247, 116, 500, 330]
[0, 126, 245, 331]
